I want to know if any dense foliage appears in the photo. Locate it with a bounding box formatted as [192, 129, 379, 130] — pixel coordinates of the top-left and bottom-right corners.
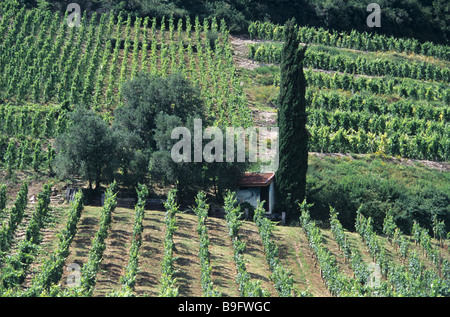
[54, 107, 119, 190]
[306, 154, 450, 234]
[0, 0, 448, 299]
[17, 0, 450, 44]
[275, 19, 308, 223]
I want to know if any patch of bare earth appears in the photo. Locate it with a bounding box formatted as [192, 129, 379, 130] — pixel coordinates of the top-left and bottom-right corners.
[207, 216, 240, 297]
[134, 209, 165, 297]
[93, 207, 135, 296]
[172, 213, 202, 297]
[310, 152, 450, 172]
[59, 206, 101, 291]
[229, 35, 274, 70]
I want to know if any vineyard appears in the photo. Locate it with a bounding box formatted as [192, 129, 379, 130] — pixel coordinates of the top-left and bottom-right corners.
[0, 179, 449, 297]
[0, 4, 253, 178]
[0, 2, 449, 298]
[246, 21, 450, 162]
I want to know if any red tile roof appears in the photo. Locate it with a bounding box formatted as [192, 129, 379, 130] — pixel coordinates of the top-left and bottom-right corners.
[238, 172, 275, 187]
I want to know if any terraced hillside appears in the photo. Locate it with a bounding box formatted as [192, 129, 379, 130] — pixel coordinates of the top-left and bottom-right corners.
[0, 171, 448, 297]
[243, 21, 449, 162]
[0, 3, 449, 298]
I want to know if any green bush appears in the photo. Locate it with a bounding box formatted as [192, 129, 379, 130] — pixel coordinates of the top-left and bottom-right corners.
[306, 155, 450, 234]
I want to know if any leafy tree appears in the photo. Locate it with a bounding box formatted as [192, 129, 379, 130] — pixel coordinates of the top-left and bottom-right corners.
[149, 112, 246, 202]
[115, 72, 247, 200]
[112, 127, 149, 187]
[148, 112, 192, 189]
[111, 73, 207, 188]
[275, 19, 308, 223]
[114, 72, 205, 149]
[54, 106, 119, 190]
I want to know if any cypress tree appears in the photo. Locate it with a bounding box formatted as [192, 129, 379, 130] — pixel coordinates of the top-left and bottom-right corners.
[275, 19, 308, 224]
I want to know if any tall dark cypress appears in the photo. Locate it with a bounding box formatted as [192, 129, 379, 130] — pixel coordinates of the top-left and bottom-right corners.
[275, 19, 308, 223]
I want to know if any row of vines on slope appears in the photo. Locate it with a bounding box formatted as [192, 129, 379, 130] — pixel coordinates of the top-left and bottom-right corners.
[192, 192, 221, 297]
[0, 183, 51, 293]
[1, 183, 449, 297]
[249, 43, 450, 83]
[246, 53, 450, 161]
[248, 20, 450, 61]
[224, 191, 269, 297]
[0, 6, 252, 128]
[329, 207, 371, 287]
[302, 69, 450, 103]
[159, 188, 179, 297]
[356, 207, 450, 296]
[0, 183, 28, 258]
[63, 181, 118, 296]
[299, 200, 369, 296]
[253, 202, 298, 297]
[112, 184, 148, 296]
[303, 201, 450, 297]
[21, 189, 84, 296]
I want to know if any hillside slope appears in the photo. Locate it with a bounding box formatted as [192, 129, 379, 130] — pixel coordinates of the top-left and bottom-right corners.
[0, 5, 449, 298]
[10, 197, 449, 297]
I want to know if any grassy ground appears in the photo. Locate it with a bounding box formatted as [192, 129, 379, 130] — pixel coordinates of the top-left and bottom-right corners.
[1, 151, 448, 297]
[0, 23, 448, 297]
[17, 200, 447, 297]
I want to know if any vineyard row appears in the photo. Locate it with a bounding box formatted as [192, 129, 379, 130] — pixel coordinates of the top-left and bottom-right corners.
[0, 7, 252, 128]
[248, 20, 450, 61]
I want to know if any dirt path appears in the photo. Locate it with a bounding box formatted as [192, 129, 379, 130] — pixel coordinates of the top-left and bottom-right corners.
[134, 209, 165, 296]
[173, 213, 203, 297]
[229, 34, 277, 125]
[230, 35, 279, 168]
[59, 206, 101, 291]
[93, 207, 135, 296]
[207, 216, 240, 297]
[229, 35, 278, 70]
[311, 152, 450, 173]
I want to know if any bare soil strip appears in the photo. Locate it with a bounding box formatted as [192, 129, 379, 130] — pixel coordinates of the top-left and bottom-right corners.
[134, 209, 165, 296]
[93, 207, 135, 296]
[207, 216, 240, 297]
[59, 206, 101, 291]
